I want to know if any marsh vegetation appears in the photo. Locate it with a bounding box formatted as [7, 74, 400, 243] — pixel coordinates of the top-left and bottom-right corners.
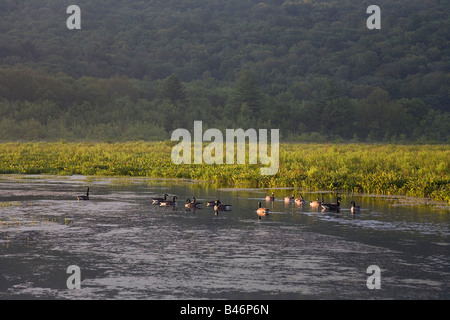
[0, 142, 447, 202]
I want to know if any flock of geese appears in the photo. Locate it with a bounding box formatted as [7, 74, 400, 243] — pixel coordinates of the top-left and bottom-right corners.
[76, 188, 232, 215]
[151, 194, 232, 215]
[77, 188, 361, 217]
[258, 192, 361, 217]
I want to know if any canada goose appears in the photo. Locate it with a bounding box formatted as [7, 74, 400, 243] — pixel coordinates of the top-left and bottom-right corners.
[207, 199, 219, 207]
[310, 197, 323, 208]
[284, 194, 295, 202]
[192, 197, 202, 207]
[185, 198, 202, 209]
[152, 194, 169, 205]
[350, 201, 361, 214]
[160, 196, 177, 207]
[257, 201, 269, 216]
[266, 192, 275, 201]
[321, 197, 341, 212]
[295, 196, 305, 205]
[77, 188, 89, 201]
[214, 200, 232, 211]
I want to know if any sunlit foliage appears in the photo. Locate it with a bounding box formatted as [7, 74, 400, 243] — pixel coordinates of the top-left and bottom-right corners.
[0, 142, 447, 202]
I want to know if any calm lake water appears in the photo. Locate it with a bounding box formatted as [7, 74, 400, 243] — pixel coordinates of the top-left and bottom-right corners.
[0, 175, 448, 300]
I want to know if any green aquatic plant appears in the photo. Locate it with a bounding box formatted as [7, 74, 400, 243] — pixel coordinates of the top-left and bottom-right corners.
[0, 142, 448, 202]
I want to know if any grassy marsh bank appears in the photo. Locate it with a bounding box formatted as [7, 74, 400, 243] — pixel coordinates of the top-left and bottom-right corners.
[0, 142, 448, 202]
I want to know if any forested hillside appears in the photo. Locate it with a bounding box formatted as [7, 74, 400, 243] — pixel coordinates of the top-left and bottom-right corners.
[0, 0, 449, 142]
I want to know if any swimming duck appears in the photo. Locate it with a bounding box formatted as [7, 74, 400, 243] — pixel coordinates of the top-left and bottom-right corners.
[185, 198, 202, 209]
[207, 199, 219, 207]
[321, 197, 341, 212]
[77, 188, 89, 201]
[295, 196, 305, 205]
[152, 194, 169, 205]
[284, 194, 295, 202]
[266, 192, 275, 201]
[309, 197, 323, 208]
[160, 196, 177, 207]
[213, 200, 232, 211]
[192, 197, 202, 207]
[257, 201, 269, 216]
[350, 201, 361, 214]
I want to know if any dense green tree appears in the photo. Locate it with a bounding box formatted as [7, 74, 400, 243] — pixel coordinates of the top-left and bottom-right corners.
[233, 71, 264, 115]
[161, 74, 186, 105]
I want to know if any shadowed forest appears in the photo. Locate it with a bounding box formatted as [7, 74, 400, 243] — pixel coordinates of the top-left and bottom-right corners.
[0, 0, 449, 142]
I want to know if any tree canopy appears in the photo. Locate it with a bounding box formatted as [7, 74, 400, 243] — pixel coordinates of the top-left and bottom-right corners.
[0, 0, 448, 142]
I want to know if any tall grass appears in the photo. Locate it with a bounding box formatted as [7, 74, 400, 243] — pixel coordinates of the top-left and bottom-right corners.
[0, 141, 448, 202]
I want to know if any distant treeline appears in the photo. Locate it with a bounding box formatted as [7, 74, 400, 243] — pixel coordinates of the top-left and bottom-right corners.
[0, 0, 449, 142]
[0, 67, 448, 142]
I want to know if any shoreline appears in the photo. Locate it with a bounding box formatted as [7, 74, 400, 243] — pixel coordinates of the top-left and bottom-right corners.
[0, 173, 448, 210]
[0, 142, 448, 203]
